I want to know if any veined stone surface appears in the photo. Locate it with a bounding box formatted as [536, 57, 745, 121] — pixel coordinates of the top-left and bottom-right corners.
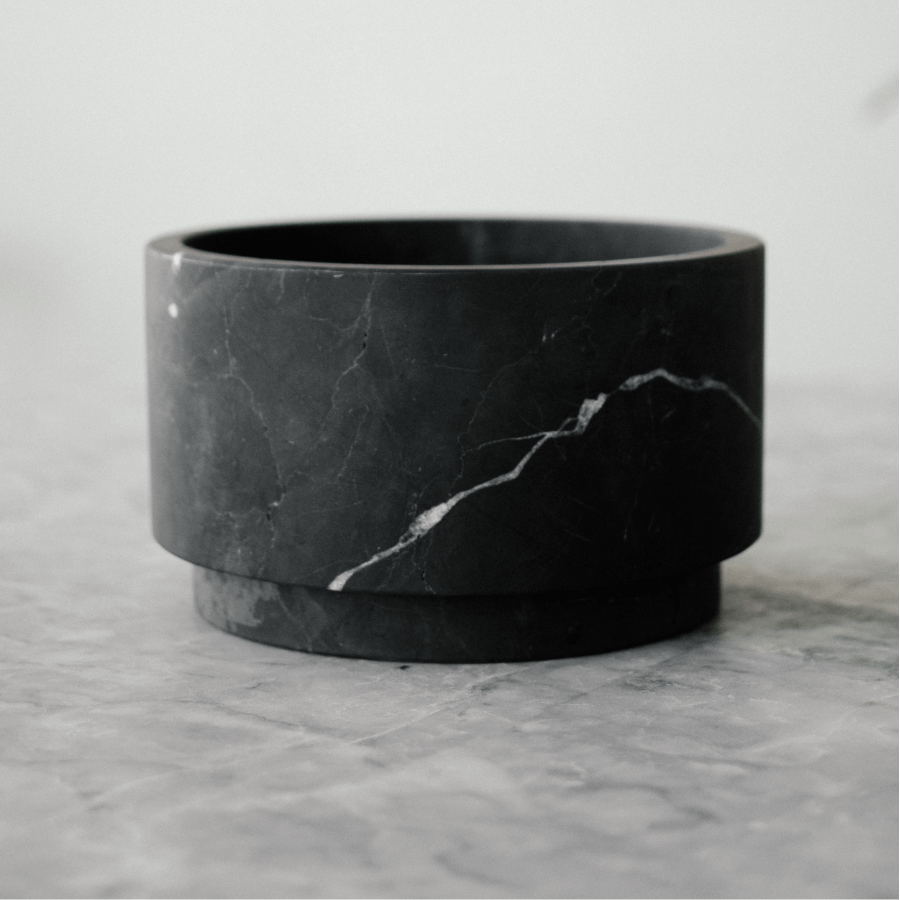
[146, 221, 764, 598]
[0, 276, 895, 897]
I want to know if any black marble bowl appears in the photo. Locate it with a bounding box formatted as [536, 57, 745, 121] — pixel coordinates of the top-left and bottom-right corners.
[146, 219, 764, 662]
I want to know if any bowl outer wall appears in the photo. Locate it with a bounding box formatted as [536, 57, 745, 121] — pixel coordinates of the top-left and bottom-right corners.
[145, 222, 763, 596]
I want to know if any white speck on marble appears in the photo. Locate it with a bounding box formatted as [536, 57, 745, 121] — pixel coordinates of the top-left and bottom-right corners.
[328, 367, 759, 591]
[167, 303, 178, 318]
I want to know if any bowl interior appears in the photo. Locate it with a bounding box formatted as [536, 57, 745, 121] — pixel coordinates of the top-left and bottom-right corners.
[183, 219, 726, 267]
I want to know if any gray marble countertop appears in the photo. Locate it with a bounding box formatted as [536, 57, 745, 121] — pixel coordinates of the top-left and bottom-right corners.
[0, 307, 896, 899]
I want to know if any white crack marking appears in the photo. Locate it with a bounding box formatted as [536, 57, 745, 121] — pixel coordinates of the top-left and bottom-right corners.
[328, 287, 374, 410]
[327, 367, 759, 591]
[619, 368, 760, 427]
[220, 305, 286, 538]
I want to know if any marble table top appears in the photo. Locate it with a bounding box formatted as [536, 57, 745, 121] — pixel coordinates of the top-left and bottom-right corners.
[0, 305, 896, 898]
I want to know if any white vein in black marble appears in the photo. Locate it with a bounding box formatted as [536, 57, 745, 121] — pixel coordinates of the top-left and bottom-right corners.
[328, 368, 759, 591]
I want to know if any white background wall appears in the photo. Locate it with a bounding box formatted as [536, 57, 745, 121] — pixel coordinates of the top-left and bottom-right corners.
[0, 0, 896, 385]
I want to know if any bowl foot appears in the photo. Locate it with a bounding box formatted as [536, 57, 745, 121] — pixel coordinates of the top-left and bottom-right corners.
[193, 564, 720, 663]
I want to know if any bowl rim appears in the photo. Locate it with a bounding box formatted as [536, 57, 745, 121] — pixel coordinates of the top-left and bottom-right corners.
[147, 216, 763, 273]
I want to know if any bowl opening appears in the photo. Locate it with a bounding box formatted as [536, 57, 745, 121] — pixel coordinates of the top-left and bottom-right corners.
[183, 219, 727, 267]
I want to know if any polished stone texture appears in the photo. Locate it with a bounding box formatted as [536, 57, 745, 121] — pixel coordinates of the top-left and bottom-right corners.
[0, 280, 895, 897]
[146, 220, 763, 659]
[194, 564, 721, 663]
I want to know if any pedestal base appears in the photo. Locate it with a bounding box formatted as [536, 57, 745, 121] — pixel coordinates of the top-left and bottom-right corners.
[193, 565, 720, 663]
